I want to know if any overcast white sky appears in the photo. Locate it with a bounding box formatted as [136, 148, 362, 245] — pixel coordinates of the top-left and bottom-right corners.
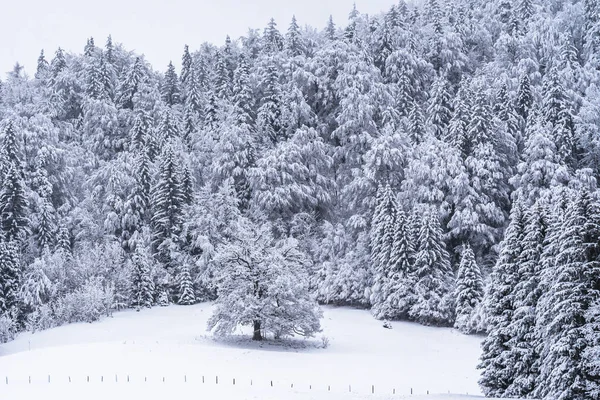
[1, 0, 399, 78]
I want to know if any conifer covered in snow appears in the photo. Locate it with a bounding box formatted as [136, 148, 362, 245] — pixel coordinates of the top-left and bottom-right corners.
[130, 246, 154, 310]
[409, 209, 454, 326]
[454, 244, 483, 334]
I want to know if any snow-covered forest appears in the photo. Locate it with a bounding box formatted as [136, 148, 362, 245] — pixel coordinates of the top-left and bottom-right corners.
[0, 0, 600, 398]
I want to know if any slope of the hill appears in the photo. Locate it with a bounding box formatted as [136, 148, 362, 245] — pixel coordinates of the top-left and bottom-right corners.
[0, 303, 488, 399]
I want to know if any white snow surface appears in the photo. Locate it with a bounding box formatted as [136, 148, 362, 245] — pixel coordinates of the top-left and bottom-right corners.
[0, 303, 490, 400]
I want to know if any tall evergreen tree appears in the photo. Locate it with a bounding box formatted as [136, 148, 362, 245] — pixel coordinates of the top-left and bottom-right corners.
[0, 241, 20, 314]
[177, 263, 195, 305]
[535, 192, 600, 399]
[151, 147, 185, 269]
[454, 243, 484, 333]
[130, 246, 154, 310]
[479, 202, 527, 397]
[409, 209, 454, 326]
[161, 61, 180, 106]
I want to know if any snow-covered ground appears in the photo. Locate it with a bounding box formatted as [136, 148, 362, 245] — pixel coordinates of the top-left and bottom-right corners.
[0, 304, 487, 400]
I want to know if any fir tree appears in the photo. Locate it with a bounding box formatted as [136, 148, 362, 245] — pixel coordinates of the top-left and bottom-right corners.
[263, 18, 284, 53]
[479, 202, 527, 397]
[409, 209, 454, 326]
[177, 263, 195, 305]
[504, 201, 549, 398]
[35, 50, 50, 80]
[0, 241, 19, 314]
[130, 246, 154, 309]
[117, 57, 145, 110]
[370, 185, 397, 287]
[257, 59, 283, 144]
[84, 37, 96, 57]
[454, 243, 484, 334]
[286, 16, 304, 57]
[426, 76, 452, 139]
[0, 164, 29, 243]
[180, 45, 193, 87]
[151, 147, 185, 268]
[535, 192, 600, 400]
[161, 61, 180, 106]
[325, 16, 337, 41]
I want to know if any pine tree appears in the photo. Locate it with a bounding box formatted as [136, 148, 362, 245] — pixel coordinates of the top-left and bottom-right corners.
[0, 241, 20, 314]
[130, 246, 154, 309]
[214, 50, 231, 100]
[409, 209, 454, 326]
[370, 185, 397, 285]
[122, 150, 151, 251]
[117, 57, 145, 110]
[35, 50, 50, 80]
[177, 263, 195, 305]
[105, 35, 114, 64]
[257, 59, 283, 144]
[504, 201, 549, 398]
[0, 164, 29, 243]
[408, 100, 426, 145]
[426, 76, 452, 139]
[263, 18, 284, 53]
[161, 61, 180, 106]
[479, 202, 527, 397]
[454, 243, 484, 334]
[286, 16, 304, 57]
[84, 37, 96, 57]
[151, 147, 185, 268]
[158, 107, 180, 144]
[535, 192, 600, 400]
[180, 163, 193, 205]
[512, 114, 570, 206]
[129, 109, 153, 150]
[34, 199, 56, 252]
[325, 16, 337, 41]
[50, 47, 67, 80]
[180, 45, 193, 87]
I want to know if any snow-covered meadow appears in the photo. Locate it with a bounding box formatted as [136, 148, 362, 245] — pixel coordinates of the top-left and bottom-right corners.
[0, 303, 485, 400]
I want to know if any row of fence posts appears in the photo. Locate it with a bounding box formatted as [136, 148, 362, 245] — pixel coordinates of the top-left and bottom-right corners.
[4, 375, 450, 396]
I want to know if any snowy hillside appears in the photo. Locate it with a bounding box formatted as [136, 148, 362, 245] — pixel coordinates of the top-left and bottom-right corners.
[0, 304, 485, 400]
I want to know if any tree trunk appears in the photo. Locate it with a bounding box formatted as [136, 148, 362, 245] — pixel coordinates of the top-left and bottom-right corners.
[252, 320, 262, 341]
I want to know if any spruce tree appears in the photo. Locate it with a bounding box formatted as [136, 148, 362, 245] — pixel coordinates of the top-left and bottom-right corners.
[516, 73, 532, 121]
[0, 164, 29, 243]
[117, 57, 145, 110]
[161, 61, 180, 106]
[130, 246, 154, 310]
[177, 263, 195, 305]
[257, 59, 283, 144]
[504, 201, 549, 398]
[0, 241, 20, 314]
[180, 44, 192, 88]
[35, 50, 50, 81]
[454, 243, 484, 334]
[286, 16, 304, 57]
[151, 147, 185, 269]
[479, 202, 527, 397]
[263, 18, 284, 53]
[535, 192, 600, 400]
[426, 76, 452, 139]
[105, 35, 114, 64]
[370, 185, 397, 318]
[158, 107, 180, 144]
[409, 209, 454, 326]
